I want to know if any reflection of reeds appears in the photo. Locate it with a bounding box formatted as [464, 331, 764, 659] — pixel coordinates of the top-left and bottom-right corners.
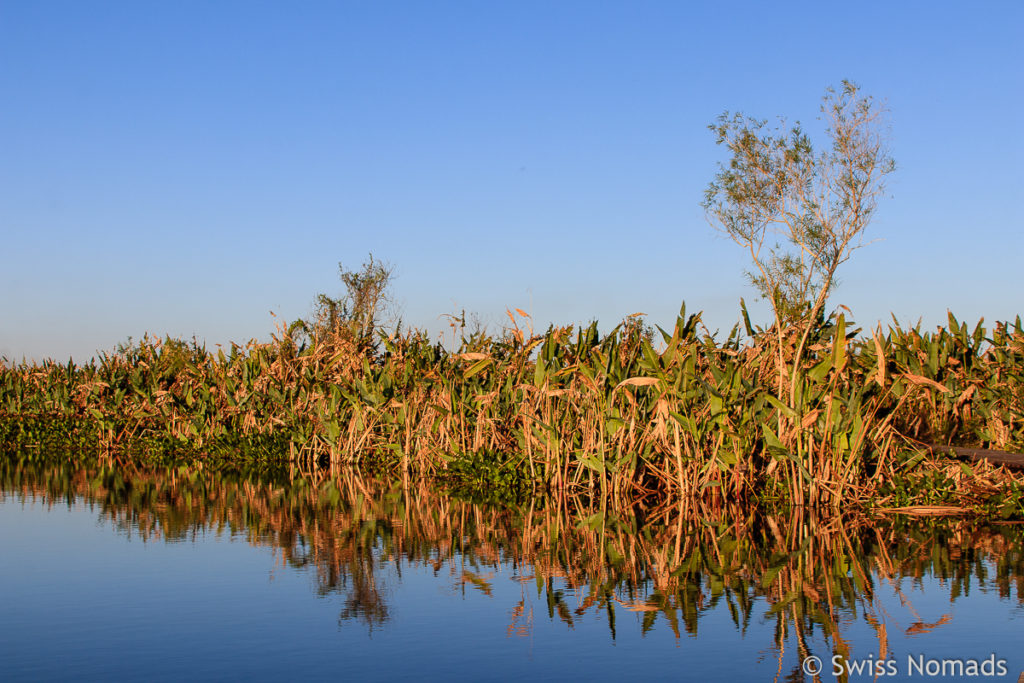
[3, 454, 1022, 666]
[3, 310, 1024, 510]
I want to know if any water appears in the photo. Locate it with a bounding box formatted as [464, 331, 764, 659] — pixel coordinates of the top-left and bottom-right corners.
[1, 454, 1022, 681]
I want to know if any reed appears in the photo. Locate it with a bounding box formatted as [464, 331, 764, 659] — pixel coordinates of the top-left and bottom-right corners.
[2, 306, 1023, 512]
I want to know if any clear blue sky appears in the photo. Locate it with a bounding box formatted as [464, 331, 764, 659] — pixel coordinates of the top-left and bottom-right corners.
[3, 1, 1021, 362]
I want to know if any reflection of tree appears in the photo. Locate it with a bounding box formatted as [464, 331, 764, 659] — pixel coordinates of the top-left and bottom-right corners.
[337, 554, 389, 631]
[2, 453, 1023, 662]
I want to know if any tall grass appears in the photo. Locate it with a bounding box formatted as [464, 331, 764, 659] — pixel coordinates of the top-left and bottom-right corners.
[2, 306, 1023, 510]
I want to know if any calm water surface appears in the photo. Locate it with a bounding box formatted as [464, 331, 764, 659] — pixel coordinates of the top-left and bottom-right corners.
[1, 454, 1022, 682]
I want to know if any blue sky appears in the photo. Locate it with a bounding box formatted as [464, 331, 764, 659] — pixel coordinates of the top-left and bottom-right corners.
[2, 1, 1021, 362]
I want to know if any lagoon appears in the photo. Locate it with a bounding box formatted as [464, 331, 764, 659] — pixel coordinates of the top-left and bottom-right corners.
[1, 455, 1022, 682]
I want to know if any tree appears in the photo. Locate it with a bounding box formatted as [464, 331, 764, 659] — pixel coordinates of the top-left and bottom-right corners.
[703, 81, 895, 408]
[307, 253, 395, 346]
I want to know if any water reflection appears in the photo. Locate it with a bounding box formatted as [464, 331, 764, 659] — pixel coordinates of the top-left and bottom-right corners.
[3, 453, 1022, 681]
